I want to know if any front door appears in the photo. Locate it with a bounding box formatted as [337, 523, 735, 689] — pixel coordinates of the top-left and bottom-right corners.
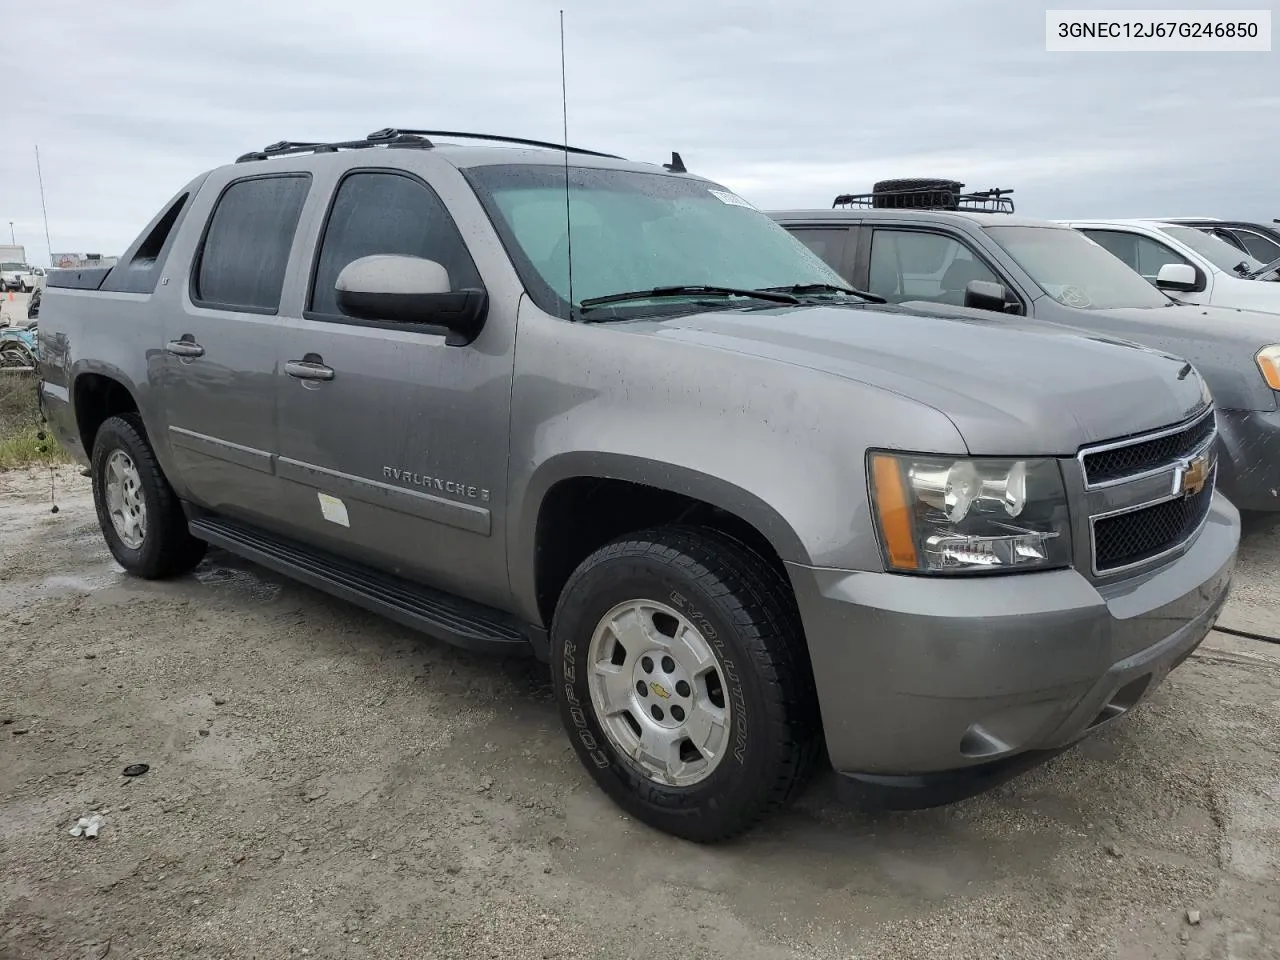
[863, 226, 1010, 308]
[160, 172, 311, 526]
[272, 168, 515, 610]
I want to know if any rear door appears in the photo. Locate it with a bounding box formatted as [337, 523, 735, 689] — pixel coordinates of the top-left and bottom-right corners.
[271, 166, 515, 610]
[160, 173, 311, 524]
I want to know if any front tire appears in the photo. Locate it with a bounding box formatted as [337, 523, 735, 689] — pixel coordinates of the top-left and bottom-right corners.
[551, 527, 820, 842]
[91, 413, 206, 578]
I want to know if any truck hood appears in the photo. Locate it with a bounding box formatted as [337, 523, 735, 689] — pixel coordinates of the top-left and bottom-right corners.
[1088, 302, 1280, 341]
[1195, 274, 1280, 314]
[641, 302, 1209, 456]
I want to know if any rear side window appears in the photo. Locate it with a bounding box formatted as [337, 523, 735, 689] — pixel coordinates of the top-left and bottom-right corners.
[193, 175, 310, 313]
[308, 171, 482, 319]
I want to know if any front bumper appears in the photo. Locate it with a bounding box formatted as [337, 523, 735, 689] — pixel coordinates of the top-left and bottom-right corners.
[786, 492, 1238, 794]
[1216, 407, 1280, 511]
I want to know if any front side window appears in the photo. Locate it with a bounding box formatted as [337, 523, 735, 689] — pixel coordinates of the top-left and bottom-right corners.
[309, 171, 482, 318]
[194, 175, 310, 312]
[867, 229, 1001, 306]
[1082, 229, 1195, 282]
[785, 228, 849, 273]
[463, 164, 847, 318]
[987, 226, 1171, 309]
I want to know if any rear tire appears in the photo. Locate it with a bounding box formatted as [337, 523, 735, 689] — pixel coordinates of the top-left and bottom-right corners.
[551, 526, 820, 842]
[91, 413, 206, 579]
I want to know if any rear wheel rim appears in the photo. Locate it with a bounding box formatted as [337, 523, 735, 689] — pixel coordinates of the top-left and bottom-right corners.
[586, 599, 732, 787]
[104, 449, 147, 550]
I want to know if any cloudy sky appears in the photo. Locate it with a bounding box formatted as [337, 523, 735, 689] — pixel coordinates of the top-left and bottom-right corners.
[2, 0, 1274, 263]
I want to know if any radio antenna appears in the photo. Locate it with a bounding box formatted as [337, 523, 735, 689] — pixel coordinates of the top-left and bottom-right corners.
[559, 10, 575, 321]
[35, 145, 54, 268]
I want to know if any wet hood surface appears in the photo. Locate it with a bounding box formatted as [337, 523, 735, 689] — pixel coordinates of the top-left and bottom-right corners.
[633, 302, 1209, 456]
[1089, 303, 1280, 342]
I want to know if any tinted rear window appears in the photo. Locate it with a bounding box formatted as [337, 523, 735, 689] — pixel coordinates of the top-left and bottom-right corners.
[194, 175, 310, 312]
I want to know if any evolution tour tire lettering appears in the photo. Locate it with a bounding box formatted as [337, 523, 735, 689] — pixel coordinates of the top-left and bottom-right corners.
[551, 526, 820, 842]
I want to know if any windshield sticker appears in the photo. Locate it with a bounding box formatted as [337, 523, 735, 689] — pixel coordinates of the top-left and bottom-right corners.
[708, 189, 757, 210]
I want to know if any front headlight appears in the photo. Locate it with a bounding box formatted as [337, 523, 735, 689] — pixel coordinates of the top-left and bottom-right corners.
[868, 452, 1072, 574]
[1256, 345, 1280, 390]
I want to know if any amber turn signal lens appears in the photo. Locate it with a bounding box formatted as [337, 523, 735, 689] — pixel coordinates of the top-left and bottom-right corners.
[1257, 346, 1280, 391]
[870, 453, 919, 570]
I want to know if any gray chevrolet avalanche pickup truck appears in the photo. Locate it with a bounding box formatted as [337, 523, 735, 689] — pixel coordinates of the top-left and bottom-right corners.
[37, 130, 1239, 842]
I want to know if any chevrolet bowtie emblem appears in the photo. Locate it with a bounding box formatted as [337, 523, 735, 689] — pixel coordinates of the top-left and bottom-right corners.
[1174, 455, 1209, 498]
[649, 682, 671, 700]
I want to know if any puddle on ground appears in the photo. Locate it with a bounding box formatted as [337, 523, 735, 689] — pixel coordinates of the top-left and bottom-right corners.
[193, 560, 283, 603]
[0, 563, 127, 617]
[41, 571, 123, 592]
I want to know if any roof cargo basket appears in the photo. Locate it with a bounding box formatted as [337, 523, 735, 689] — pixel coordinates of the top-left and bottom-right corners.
[833, 178, 1015, 214]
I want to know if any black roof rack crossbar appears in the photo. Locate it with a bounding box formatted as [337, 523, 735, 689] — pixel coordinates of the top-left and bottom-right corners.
[235, 133, 432, 163]
[833, 185, 1015, 214]
[369, 128, 623, 159]
[236, 129, 624, 164]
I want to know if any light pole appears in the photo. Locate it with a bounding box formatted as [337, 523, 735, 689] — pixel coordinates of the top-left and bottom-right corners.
[7, 222, 13, 245]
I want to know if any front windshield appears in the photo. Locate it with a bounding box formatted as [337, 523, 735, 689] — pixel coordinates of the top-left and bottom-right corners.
[1158, 225, 1266, 274]
[0, 263, 24, 271]
[986, 225, 1172, 310]
[463, 163, 847, 318]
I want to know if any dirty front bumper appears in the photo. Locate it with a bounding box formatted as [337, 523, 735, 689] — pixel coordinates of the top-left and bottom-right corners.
[1216, 407, 1280, 511]
[786, 492, 1238, 807]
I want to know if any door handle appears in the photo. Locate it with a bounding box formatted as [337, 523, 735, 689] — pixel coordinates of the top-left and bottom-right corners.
[165, 337, 205, 358]
[285, 358, 335, 382]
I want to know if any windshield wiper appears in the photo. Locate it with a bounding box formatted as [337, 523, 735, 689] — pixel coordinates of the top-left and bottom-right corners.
[758, 282, 886, 303]
[578, 285, 800, 311]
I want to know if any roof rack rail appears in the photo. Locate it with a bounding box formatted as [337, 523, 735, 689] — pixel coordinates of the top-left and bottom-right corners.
[235, 128, 624, 164]
[235, 132, 431, 163]
[368, 128, 624, 159]
[833, 182, 1015, 214]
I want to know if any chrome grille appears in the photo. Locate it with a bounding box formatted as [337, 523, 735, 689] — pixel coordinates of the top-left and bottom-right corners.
[1077, 408, 1218, 577]
[1081, 407, 1216, 487]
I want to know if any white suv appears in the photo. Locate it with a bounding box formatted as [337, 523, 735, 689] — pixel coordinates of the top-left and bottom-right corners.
[1057, 218, 1280, 315]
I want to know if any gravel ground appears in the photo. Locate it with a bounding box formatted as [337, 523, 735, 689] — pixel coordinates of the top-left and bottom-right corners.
[2, 467, 1279, 960]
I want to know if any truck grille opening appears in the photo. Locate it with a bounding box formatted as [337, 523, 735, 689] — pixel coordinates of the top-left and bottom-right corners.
[1082, 410, 1215, 486]
[1093, 476, 1215, 572]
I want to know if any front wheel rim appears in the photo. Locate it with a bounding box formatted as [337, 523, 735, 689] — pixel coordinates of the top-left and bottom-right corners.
[586, 599, 733, 788]
[104, 449, 147, 550]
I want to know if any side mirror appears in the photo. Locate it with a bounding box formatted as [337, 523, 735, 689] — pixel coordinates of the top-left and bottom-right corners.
[963, 279, 1010, 313]
[1155, 262, 1200, 292]
[335, 254, 488, 345]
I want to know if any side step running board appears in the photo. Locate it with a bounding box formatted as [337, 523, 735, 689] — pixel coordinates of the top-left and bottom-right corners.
[188, 514, 535, 658]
